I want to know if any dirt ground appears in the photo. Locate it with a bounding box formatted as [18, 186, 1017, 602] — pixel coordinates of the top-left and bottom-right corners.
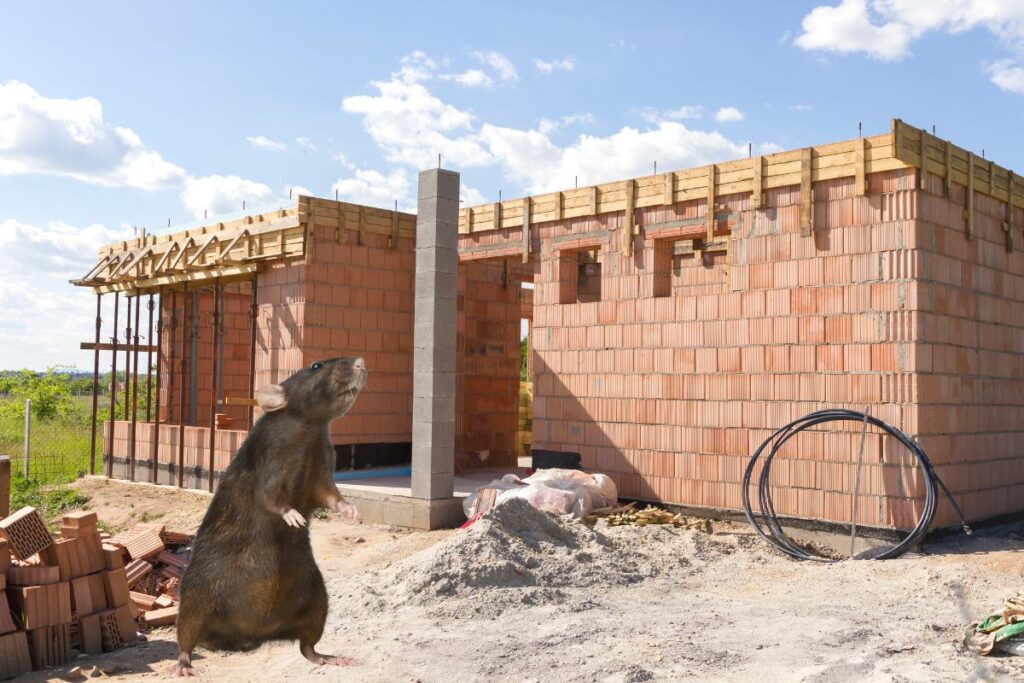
[25, 476, 1024, 683]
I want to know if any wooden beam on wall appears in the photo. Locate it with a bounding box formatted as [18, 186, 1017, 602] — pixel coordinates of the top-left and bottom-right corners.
[494, 201, 502, 230]
[624, 179, 636, 255]
[966, 152, 975, 240]
[800, 147, 813, 237]
[855, 137, 867, 196]
[521, 198, 531, 263]
[944, 139, 953, 197]
[390, 203, 399, 249]
[662, 173, 673, 205]
[1006, 171, 1016, 253]
[705, 165, 716, 243]
[357, 204, 365, 245]
[752, 156, 764, 209]
[918, 130, 929, 190]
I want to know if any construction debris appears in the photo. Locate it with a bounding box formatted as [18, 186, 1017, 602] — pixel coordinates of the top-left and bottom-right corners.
[0, 507, 192, 677]
[594, 503, 713, 532]
[964, 590, 1024, 656]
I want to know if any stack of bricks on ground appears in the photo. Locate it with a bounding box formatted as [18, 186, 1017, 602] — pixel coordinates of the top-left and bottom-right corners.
[0, 507, 191, 678]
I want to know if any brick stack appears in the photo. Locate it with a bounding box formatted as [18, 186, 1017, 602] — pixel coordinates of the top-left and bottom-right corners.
[0, 508, 147, 676]
[107, 523, 189, 629]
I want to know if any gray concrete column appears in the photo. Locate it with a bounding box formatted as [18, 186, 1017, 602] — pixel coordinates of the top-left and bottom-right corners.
[412, 168, 459, 499]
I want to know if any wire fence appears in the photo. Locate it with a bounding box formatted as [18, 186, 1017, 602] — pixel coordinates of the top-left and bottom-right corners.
[0, 397, 99, 485]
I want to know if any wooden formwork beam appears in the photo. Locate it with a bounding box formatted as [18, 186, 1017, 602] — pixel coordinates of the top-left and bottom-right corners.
[800, 148, 813, 237]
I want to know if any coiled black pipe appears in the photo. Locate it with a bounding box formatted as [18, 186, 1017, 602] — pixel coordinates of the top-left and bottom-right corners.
[741, 409, 971, 561]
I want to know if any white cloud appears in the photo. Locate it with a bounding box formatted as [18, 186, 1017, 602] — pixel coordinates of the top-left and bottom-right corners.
[796, 0, 913, 60]
[441, 69, 495, 88]
[181, 175, 275, 219]
[986, 58, 1024, 92]
[245, 135, 286, 151]
[0, 80, 186, 189]
[533, 57, 576, 74]
[0, 219, 134, 370]
[461, 186, 487, 205]
[334, 152, 356, 170]
[341, 52, 752, 200]
[638, 105, 703, 123]
[796, 0, 1024, 65]
[331, 168, 411, 210]
[342, 63, 492, 169]
[296, 137, 317, 151]
[478, 121, 746, 195]
[791, 104, 814, 111]
[714, 106, 745, 122]
[537, 113, 595, 135]
[471, 50, 519, 81]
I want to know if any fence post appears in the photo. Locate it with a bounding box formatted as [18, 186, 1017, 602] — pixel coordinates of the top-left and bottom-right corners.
[23, 399, 30, 478]
[0, 456, 9, 517]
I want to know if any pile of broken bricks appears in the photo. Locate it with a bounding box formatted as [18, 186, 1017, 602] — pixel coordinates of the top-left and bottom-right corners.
[0, 506, 192, 679]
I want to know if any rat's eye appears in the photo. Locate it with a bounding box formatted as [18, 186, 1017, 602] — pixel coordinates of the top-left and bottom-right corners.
[310, 361, 324, 372]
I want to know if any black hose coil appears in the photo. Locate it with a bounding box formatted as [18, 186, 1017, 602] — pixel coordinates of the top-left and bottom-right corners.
[741, 409, 970, 561]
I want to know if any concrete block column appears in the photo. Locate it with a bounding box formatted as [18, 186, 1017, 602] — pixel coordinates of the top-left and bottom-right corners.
[412, 168, 459, 500]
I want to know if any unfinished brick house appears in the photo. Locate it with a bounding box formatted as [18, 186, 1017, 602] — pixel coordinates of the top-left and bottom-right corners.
[76, 119, 1024, 531]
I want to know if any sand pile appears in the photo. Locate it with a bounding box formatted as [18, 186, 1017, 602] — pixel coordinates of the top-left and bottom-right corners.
[343, 498, 756, 618]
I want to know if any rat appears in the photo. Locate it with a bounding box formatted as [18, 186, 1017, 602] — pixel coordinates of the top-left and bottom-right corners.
[175, 356, 367, 676]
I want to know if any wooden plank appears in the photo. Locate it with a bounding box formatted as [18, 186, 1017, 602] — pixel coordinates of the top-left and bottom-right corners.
[624, 179, 636, 255]
[705, 165, 716, 242]
[855, 137, 867, 196]
[1007, 171, 1015, 253]
[80, 343, 158, 353]
[891, 118, 904, 161]
[663, 173, 673, 205]
[93, 264, 259, 294]
[752, 156, 764, 208]
[390, 203, 399, 249]
[465, 206, 474, 234]
[555, 192, 563, 221]
[521, 198, 531, 264]
[944, 140, 953, 196]
[918, 130, 929, 190]
[966, 152, 975, 240]
[357, 204, 365, 246]
[800, 147, 813, 237]
[493, 202, 502, 230]
[336, 202, 344, 243]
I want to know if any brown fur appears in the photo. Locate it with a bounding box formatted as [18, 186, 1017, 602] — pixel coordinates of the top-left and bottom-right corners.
[175, 357, 366, 673]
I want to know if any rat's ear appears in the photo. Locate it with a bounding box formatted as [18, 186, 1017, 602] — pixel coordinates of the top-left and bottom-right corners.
[255, 384, 288, 412]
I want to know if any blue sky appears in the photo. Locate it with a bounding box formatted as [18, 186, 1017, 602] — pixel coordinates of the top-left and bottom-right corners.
[2, 1, 1024, 370]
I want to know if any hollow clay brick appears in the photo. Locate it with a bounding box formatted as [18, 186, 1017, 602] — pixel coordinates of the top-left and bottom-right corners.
[0, 507, 52, 560]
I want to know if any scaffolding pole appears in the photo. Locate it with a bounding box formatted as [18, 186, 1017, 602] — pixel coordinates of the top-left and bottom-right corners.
[89, 293, 102, 475]
[207, 281, 222, 492]
[150, 288, 163, 484]
[129, 290, 141, 481]
[106, 292, 120, 478]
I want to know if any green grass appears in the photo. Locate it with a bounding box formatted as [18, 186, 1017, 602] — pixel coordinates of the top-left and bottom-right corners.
[0, 395, 102, 484]
[10, 474, 88, 527]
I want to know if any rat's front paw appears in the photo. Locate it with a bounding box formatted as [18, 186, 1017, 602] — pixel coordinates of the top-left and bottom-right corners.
[333, 500, 361, 522]
[282, 508, 307, 527]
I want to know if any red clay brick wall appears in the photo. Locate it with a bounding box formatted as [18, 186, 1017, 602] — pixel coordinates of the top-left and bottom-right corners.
[254, 260, 306, 391]
[158, 285, 252, 426]
[304, 225, 414, 446]
[915, 174, 1024, 525]
[528, 169, 936, 529]
[456, 259, 523, 471]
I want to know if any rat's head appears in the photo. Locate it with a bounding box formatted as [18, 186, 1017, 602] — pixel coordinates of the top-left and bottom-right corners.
[254, 356, 367, 422]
